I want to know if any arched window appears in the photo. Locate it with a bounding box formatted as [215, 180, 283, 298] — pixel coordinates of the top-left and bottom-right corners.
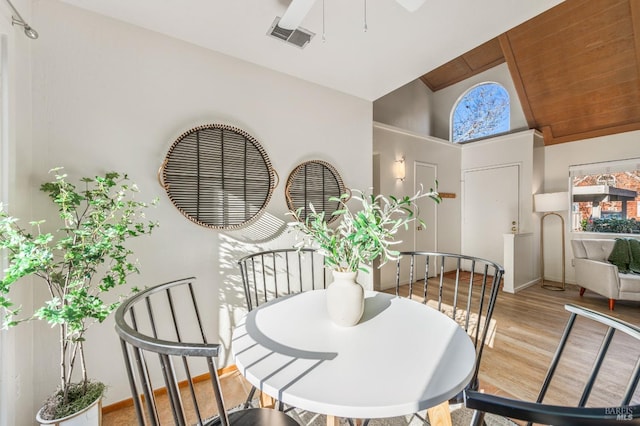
[451, 82, 510, 143]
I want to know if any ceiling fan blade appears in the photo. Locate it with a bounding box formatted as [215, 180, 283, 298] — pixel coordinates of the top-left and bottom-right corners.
[396, 0, 426, 12]
[279, 0, 317, 30]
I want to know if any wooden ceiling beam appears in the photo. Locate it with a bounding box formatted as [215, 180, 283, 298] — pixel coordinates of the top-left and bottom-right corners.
[419, 38, 504, 92]
[541, 126, 554, 145]
[631, 0, 640, 79]
[543, 122, 640, 146]
[417, 0, 640, 147]
[499, 33, 537, 131]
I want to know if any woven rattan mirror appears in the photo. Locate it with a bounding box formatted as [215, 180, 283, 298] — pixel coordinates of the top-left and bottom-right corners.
[285, 160, 347, 224]
[159, 124, 277, 230]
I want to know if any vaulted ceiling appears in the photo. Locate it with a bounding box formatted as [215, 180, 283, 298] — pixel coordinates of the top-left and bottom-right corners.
[59, 0, 561, 101]
[420, 0, 640, 146]
[54, 0, 638, 145]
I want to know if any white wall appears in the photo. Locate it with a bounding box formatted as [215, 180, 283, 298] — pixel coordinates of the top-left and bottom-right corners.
[374, 63, 529, 143]
[430, 63, 528, 141]
[461, 130, 539, 235]
[0, 0, 37, 424]
[372, 123, 461, 289]
[373, 79, 432, 136]
[372, 125, 545, 293]
[375, 69, 640, 291]
[9, 0, 640, 420]
[503, 233, 538, 293]
[23, 0, 372, 415]
[460, 130, 541, 289]
[545, 130, 640, 284]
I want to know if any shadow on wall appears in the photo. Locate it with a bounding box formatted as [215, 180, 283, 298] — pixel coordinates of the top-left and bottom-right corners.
[216, 211, 293, 366]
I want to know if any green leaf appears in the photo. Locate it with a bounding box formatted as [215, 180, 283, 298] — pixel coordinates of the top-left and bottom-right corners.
[286, 183, 439, 272]
[0, 167, 158, 393]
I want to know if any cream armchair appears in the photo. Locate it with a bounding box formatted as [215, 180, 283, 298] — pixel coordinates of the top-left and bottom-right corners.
[571, 239, 640, 310]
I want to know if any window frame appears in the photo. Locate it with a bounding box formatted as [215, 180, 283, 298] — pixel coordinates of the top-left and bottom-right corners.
[449, 81, 511, 144]
[569, 158, 640, 236]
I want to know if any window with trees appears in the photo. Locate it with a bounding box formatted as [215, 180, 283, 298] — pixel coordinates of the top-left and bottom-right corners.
[571, 159, 640, 234]
[451, 82, 510, 143]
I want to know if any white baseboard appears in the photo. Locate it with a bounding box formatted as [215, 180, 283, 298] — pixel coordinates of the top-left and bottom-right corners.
[511, 278, 539, 293]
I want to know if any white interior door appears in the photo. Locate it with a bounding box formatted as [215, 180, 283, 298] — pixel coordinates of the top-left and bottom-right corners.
[415, 162, 437, 253]
[462, 164, 519, 265]
[380, 161, 438, 289]
[407, 163, 438, 279]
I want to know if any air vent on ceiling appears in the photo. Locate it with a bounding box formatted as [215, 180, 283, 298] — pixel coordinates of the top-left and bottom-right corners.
[267, 17, 314, 49]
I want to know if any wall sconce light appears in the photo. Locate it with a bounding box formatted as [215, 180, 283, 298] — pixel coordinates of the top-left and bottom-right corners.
[6, 0, 38, 39]
[393, 157, 406, 182]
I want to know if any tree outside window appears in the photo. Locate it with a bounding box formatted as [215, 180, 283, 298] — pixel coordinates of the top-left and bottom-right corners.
[572, 170, 640, 234]
[451, 82, 510, 143]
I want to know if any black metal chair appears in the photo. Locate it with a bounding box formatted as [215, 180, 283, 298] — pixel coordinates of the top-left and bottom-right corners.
[465, 304, 640, 426]
[395, 252, 504, 397]
[114, 277, 300, 426]
[237, 248, 328, 411]
[238, 248, 328, 312]
[357, 252, 503, 426]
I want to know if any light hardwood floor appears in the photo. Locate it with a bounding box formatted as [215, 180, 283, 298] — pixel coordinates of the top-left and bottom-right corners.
[103, 281, 640, 424]
[475, 282, 640, 407]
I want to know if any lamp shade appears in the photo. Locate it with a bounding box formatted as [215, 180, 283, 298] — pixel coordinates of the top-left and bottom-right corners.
[534, 192, 569, 213]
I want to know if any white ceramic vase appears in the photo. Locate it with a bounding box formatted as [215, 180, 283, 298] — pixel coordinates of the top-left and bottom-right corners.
[326, 271, 364, 327]
[36, 394, 102, 426]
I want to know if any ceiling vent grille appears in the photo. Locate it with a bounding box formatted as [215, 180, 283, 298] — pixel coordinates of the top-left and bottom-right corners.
[267, 17, 314, 49]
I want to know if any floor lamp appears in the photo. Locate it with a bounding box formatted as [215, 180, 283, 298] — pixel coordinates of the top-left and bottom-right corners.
[534, 192, 569, 291]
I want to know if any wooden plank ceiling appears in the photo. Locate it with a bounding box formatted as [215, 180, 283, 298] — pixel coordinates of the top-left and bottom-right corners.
[420, 0, 640, 146]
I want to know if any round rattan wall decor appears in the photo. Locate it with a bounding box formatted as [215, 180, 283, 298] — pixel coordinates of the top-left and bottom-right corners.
[159, 124, 278, 230]
[285, 160, 347, 224]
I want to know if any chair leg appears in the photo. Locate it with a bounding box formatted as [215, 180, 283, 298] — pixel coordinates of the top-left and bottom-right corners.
[470, 409, 486, 426]
[579, 287, 586, 296]
[609, 298, 615, 311]
[243, 386, 257, 408]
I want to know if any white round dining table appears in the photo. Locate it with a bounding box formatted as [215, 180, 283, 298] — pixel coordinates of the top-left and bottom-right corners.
[232, 290, 476, 421]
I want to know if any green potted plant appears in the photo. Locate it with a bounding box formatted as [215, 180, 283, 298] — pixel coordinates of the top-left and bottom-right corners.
[289, 187, 440, 326]
[0, 168, 157, 425]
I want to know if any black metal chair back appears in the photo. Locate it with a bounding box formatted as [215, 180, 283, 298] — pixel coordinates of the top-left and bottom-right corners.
[465, 304, 640, 425]
[395, 251, 504, 395]
[237, 248, 332, 412]
[114, 277, 300, 426]
[238, 248, 328, 311]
